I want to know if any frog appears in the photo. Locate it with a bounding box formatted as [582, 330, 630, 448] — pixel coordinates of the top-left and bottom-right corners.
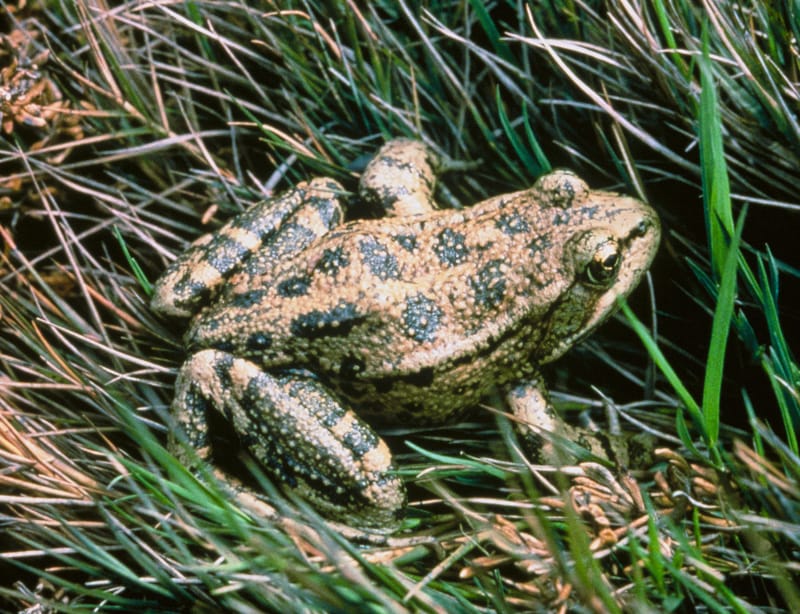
[151, 139, 660, 532]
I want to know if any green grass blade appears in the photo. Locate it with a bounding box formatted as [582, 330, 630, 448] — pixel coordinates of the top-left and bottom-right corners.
[404, 440, 509, 479]
[113, 225, 152, 294]
[620, 300, 721, 464]
[496, 87, 547, 178]
[701, 207, 746, 444]
[619, 300, 701, 423]
[698, 23, 734, 279]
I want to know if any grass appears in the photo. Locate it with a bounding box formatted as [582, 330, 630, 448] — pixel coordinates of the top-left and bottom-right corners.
[1, 0, 799, 611]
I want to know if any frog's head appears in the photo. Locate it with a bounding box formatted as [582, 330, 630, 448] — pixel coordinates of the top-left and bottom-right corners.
[532, 170, 661, 363]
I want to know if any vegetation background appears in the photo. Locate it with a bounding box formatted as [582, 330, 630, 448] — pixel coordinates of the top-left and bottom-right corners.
[0, 1, 798, 611]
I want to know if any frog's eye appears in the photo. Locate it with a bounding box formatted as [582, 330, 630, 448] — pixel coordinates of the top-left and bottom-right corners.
[583, 240, 620, 286]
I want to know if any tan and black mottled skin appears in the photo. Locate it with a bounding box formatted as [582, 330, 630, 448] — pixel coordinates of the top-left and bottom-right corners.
[151, 139, 660, 532]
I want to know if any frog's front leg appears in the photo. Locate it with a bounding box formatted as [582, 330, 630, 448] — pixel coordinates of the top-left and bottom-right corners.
[507, 377, 620, 465]
[359, 139, 441, 217]
[169, 349, 406, 531]
[151, 177, 345, 318]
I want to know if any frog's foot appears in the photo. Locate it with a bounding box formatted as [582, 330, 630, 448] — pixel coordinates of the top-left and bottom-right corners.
[506, 378, 652, 469]
[151, 177, 345, 318]
[168, 349, 406, 532]
[358, 139, 441, 217]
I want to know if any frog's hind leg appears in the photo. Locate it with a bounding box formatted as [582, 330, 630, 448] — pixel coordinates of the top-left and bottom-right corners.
[168, 349, 406, 532]
[151, 177, 345, 318]
[359, 139, 441, 217]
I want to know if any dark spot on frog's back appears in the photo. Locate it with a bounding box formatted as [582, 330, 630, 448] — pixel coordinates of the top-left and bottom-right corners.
[290, 302, 365, 340]
[276, 275, 311, 297]
[469, 259, 507, 309]
[316, 245, 350, 276]
[359, 236, 399, 280]
[401, 293, 443, 342]
[495, 212, 530, 236]
[433, 227, 468, 266]
[230, 289, 267, 309]
[394, 234, 417, 251]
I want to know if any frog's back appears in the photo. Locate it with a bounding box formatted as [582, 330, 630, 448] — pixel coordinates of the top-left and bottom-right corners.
[186, 196, 566, 385]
